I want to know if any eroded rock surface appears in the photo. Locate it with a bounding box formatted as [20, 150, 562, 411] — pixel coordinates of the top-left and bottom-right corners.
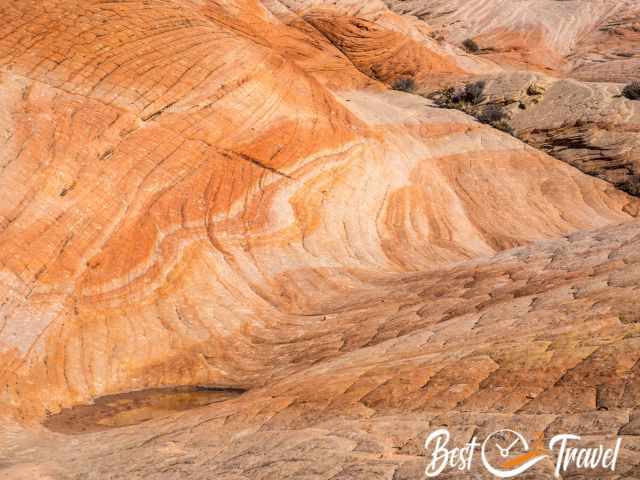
[383, 0, 640, 80]
[0, 1, 639, 479]
[3, 220, 640, 478]
[432, 74, 640, 195]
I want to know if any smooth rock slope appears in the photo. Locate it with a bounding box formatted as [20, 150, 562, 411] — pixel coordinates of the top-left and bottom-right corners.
[0, 1, 639, 479]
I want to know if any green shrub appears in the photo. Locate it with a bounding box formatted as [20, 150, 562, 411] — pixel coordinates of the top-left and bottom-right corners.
[432, 81, 485, 108]
[432, 87, 456, 107]
[491, 119, 515, 135]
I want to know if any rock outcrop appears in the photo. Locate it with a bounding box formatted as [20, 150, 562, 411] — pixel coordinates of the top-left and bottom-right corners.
[431, 74, 640, 195]
[383, 0, 640, 81]
[313, 0, 640, 195]
[3, 219, 640, 478]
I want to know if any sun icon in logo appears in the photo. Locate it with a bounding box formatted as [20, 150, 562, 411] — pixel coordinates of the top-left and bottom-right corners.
[481, 429, 548, 478]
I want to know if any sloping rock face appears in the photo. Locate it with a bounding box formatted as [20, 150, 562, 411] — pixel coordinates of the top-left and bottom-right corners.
[382, 0, 640, 80]
[569, 2, 640, 84]
[1, 0, 636, 422]
[384, 1, 640, 195]
[512, 79, 640, 196]
[3, 220, 640, 479]
[1, 0, 640, 479]
[438, 74, 640, 195]
[265, 0, 502, 91]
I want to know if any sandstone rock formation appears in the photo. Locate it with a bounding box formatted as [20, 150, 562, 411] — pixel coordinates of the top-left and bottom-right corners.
[383, 0, 640, 81]
[431, 74, 640, 195]
[3, 220, 640, 479]
[331, 0, 640, 195]
[0, 0, 639, 479]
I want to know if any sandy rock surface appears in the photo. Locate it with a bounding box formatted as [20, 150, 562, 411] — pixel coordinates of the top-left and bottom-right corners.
[0, 0, 639, 478]
[440, 73, 640, 195]
[3, 220, 640, 478]
[383, 0, 640, 80]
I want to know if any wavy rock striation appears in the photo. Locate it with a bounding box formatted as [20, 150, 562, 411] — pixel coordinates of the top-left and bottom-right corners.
[433, 74, 640, 196]
[0, 0, 639, 478]
[383, 0, 640, 80]
[3, 219, 640, 478]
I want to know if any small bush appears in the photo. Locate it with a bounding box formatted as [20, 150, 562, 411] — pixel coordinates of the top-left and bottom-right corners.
[392, 77, 416, 93]
[527, 83, 545, 96]
[431, 84, 513, 134]
[492, 119, 515, 135]
[462, 38, 480, 53]
[432, 86, 458, 107]
[463, 81, 486, 104]
[477, 104, 514, 134]
[622, 81, 640, 100]
[432, 81, 485, 108]
[476, 104, 515, 135]
[477, 104, 507, 124]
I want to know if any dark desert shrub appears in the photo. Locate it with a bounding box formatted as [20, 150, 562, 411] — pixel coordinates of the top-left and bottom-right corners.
[432, 86, 459, 107]
[462, 38, 480, 53]
[463, 81, 486, 104]
[392, 77, 416, 93]
[477, 104, 507, 124]
[491, 119, 515, 135]
[432, 84, 513, 134]
[622, 81, 640, 100]
[432, 81, 485, 108]
[477, 104, 514, 135]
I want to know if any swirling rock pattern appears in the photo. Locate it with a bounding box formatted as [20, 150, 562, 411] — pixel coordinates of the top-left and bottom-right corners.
[0, 0, 639, 478]
[299, 0, 640, 196]
[3, 220, 640, 478]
